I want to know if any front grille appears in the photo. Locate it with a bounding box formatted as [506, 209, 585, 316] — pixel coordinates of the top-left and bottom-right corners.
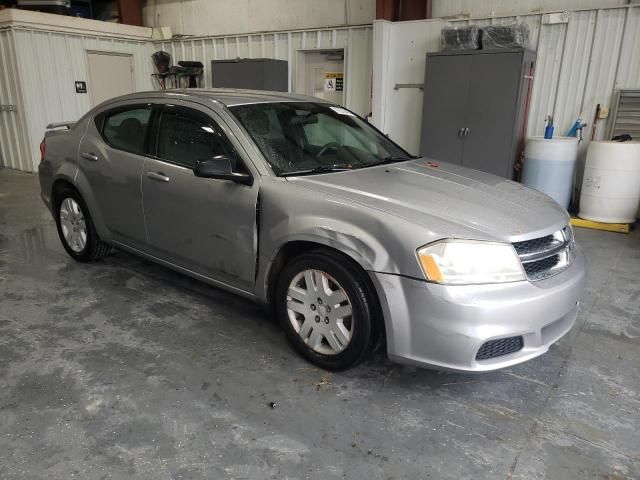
[512, 234, 557, 257]
[513, 226, 575, 281]
[523, 254, 560, 277]
[476, 336, 524, 360]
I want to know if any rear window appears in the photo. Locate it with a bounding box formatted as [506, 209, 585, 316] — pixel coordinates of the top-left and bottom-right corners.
[97, 106, 151, 155]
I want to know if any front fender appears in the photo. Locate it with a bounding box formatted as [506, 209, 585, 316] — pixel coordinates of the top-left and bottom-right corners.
[255, 219, 392, 303]
[270, 215, 394, 271]
[255, 211, 409, 303]
[254, 178, 430, 303]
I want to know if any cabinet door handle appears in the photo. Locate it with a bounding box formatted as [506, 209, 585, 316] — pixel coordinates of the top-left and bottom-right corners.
[458, 127, 465, 137]
[464, 127, 470, 137]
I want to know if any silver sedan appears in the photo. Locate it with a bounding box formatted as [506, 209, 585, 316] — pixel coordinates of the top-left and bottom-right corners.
[38, 89, 586, 372]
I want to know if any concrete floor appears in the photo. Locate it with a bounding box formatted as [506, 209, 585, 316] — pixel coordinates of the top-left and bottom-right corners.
[0, 168, 638, 480]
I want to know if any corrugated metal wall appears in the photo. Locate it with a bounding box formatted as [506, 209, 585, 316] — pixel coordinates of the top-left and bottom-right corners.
[449, 6, 640, 141]
[2, 24, 372, 173]
[0, 29, 31, 172]
[448, 5, 640, 192]
[155, 25, 373, 116]
[11, 28, 155, 172]
[373, 5, 640, 163]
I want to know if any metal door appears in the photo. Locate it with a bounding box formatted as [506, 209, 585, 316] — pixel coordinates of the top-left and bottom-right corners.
[87, 52, 134, 106]
[420, 54, 472, 163]
[462, 52, 522, 177]
[141, 104, 259, 291]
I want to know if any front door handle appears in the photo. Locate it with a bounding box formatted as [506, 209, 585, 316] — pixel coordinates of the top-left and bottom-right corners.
[146, 171, 170, 183]
[81, 152, 99, 161]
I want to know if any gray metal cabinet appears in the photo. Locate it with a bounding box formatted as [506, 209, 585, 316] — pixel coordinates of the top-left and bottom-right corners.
[211, 58, 288, 92]
[420, 49, 535, 179]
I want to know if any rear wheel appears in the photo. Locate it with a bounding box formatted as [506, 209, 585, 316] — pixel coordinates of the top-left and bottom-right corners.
[275, 250, 378, 370]
[54, 187, 111, 262]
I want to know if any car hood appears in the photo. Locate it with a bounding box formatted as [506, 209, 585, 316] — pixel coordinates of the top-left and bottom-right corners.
[286, 159, 569, 242]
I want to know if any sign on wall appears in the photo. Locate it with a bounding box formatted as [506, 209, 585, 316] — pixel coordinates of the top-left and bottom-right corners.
[75, 81, 87, 94]
[324, 72, 344, 92]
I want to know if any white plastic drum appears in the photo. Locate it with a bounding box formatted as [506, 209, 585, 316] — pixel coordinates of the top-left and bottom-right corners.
[579, 141, 640, 223]
[522, 136, 579, 210]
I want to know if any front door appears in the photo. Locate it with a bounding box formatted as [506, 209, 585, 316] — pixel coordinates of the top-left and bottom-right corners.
[142, 104, 258, 291]
[79, 103, 152, 247]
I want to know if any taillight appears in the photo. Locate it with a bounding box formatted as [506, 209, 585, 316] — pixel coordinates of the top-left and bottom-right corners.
[39, 138, 46, 162]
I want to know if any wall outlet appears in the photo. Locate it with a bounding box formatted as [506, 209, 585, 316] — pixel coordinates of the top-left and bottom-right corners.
[598, 107, 609, 119]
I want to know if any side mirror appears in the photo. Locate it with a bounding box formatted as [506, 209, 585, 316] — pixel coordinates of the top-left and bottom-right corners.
[193, 155, 253, 186]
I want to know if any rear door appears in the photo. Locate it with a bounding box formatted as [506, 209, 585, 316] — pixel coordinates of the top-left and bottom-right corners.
[79, 103, 153, 248]
[142, 102, 259, 291]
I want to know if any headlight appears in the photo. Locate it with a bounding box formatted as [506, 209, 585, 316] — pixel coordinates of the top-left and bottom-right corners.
[417, 239, 525, 285]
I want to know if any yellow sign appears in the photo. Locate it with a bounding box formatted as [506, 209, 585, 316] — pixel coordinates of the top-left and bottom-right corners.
[324, 72, 344, 92]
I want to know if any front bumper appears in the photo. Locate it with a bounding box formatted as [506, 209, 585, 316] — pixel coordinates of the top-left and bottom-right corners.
[370, 246, 586, 372]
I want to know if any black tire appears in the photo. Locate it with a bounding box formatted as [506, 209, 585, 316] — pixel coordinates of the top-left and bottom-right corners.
[275, 249, 379, 371]
[54, 186, 112, 262]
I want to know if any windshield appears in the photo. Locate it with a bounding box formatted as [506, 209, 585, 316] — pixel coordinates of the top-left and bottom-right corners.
[230, 102, 412, 176]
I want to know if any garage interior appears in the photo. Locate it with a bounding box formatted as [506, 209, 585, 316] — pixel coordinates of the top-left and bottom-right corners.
[1, 0, 639, 479]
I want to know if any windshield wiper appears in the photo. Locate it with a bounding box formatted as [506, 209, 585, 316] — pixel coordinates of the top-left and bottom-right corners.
[281, 165, 353, 177]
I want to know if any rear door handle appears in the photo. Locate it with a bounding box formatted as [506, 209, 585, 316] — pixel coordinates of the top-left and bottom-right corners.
[146, 171, 170, 182]
[81, 152, 99, 161]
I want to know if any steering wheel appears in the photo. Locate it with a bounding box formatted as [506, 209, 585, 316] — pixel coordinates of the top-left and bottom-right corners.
[315, 142, 341, 158]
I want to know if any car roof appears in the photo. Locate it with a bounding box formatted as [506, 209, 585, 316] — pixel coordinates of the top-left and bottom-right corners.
[110, 88, 331, 107]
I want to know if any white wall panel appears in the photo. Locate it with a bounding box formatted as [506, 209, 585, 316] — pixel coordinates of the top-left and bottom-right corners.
[372, 19, 446, 152]
[551, 10, 596, 135]
[525, 23, 566, 137]
[142, 0, 374, 36]
[12, 29, 154, 172]
[156, 26, 373, 116]
[0, 29, 31, 172]
[580, 8, 627, 133]
[616, 6, 640, 89]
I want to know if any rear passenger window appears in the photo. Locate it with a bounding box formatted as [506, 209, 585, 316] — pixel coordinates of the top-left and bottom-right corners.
[101, 107, 151, 155]
[156, 107, 234, 169]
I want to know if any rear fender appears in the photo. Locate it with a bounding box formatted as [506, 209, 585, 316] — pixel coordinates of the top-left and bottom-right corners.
[72, 168, 111, 240]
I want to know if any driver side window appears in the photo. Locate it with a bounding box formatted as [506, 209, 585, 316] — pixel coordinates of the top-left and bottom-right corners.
[156, 106, 238, 170]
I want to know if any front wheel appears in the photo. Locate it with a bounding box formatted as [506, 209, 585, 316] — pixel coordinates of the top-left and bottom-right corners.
[275, 250, 378, 371]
